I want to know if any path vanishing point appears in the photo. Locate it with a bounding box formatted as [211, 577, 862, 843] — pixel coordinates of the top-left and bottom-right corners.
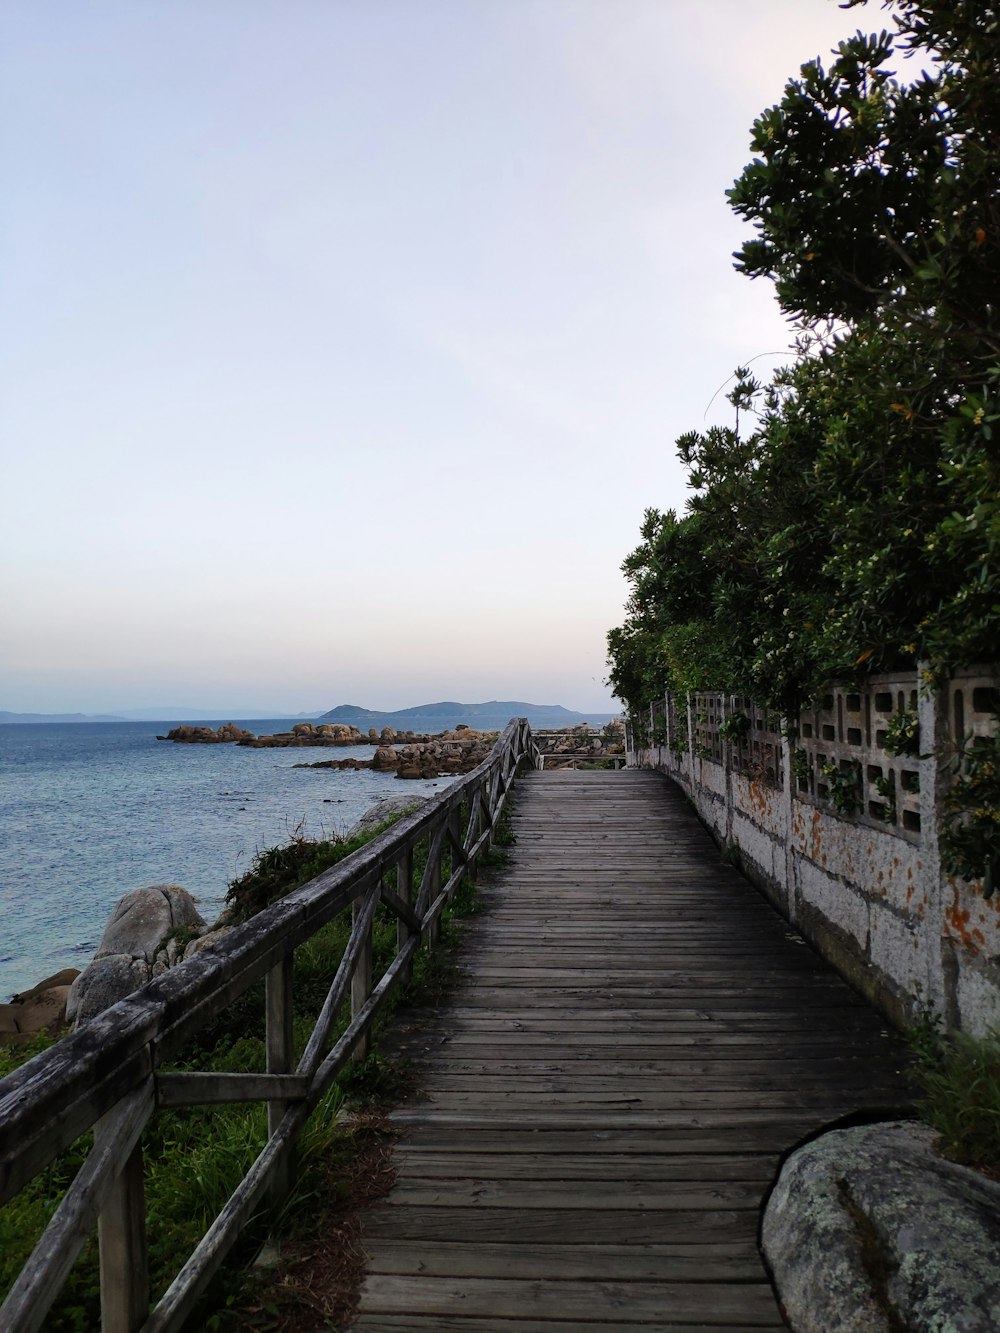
[352, 768, 911, 1331]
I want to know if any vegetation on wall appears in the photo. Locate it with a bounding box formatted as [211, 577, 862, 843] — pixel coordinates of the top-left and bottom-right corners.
[607, 0, 1000, 718]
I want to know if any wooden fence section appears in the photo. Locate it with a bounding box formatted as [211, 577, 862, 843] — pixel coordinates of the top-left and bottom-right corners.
[354, 769, 912, 1331]
[0, 719, 540, 1333]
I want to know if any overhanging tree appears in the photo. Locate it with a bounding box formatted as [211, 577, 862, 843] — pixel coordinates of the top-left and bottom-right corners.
[608, 0, 1000, 715]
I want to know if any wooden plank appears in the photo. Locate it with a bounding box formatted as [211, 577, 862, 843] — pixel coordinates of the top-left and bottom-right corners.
[388, 1152, 779, 1181]
[352, 1318, 788, 1332]
[357, 1274, 782, 1323]
[362, 1238, 764, 1281]
[380, 1178, 765, 1209]
[362, 1206, 759, 1244]
[388, 1124, 824, 1153]
[352, 766, 911, 1328]
[156, 1072, 308, 1106]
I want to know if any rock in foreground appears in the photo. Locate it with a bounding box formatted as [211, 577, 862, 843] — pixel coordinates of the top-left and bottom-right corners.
[762, 1120, 1000, 1332]
[67, 884, 210, 1025]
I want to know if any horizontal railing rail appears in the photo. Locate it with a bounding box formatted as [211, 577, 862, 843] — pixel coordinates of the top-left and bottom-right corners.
[0, 717, 540, 1333]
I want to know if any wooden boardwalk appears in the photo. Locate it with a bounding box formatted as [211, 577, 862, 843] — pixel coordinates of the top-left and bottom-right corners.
[353, 769, 911, 1331]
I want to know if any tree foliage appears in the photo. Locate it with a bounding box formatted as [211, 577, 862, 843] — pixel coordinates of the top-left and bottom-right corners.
[608, 0, 1000, 714]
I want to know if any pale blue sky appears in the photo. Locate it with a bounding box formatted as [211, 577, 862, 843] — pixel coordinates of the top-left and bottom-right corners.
[2, 1, 866, 715]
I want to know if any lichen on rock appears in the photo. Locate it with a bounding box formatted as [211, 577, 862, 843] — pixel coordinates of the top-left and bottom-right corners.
[762, 1120, 1000, 1332]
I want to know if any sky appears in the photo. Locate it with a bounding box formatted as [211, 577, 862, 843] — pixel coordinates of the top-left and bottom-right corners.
[1, 0, 878, 716]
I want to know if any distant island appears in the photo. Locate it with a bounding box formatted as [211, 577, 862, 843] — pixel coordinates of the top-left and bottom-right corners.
[318, 701, 616, 730]
[1, 700, 617, 727]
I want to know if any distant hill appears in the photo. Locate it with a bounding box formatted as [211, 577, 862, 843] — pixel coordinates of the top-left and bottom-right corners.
[318, 700, 617, 731]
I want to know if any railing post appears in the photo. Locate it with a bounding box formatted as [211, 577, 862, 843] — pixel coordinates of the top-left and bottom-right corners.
[448, 803, 462, 896]
[464, 792, 479, 882]
[397, 846, 414, 982]
[351, 892, 374, 1061]
[97, 1113, 149, 1333]
[266, 953, 295, 1205]
[425, 837, 442, 951]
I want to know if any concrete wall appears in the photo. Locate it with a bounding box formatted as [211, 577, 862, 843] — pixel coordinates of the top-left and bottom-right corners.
[628, 671, 1000, 1037]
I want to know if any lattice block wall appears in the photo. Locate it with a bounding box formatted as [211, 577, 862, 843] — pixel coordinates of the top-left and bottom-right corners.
[693, 692, 724, 765]
[666, 694, 686, 755]
[948, 670, 1000, 748]
[795, 676, 922, 843]
[730, 696, 784, 789]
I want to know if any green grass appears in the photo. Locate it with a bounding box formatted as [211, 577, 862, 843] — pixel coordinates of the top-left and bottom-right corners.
[0, 793, 516, 1329]
[908, 1019, 1000, 1171]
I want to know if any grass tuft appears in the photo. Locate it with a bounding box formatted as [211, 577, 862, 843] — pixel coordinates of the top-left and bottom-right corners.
[907, 1018, 1000, 1172]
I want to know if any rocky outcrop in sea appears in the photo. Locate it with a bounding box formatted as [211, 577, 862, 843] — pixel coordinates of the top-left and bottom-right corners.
[158, 721, 435, 747]
[296, 727, 495, 779]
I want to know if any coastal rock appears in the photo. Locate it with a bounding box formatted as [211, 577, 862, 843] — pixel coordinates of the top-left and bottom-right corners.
[0, 968, 82, 1046]
[94, 885, 206, 963]
[11, 968, 81, 1003]
[12, 986, 74, 1035]
[183, 926, 235, 959]
[346, 796, 428, 840]
[67, 885, 208, 1025]
[239, 723, 370, 748]
[159, 723, 254, 743]
[292, 728, 495, 778]
[67, 955, 152, 1026]
[372, 746, 399, 772]
[762, 1119, 1000, 1333]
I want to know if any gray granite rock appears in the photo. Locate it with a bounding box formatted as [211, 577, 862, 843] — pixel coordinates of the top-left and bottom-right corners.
[346, 796, 427, 840]
[67, 885, 207, 1025]
[763, 1119, 1000, 1333]
[94, 884, 205, 963]
[66, 955, 151, 1026]
[183, 926, 235, 959]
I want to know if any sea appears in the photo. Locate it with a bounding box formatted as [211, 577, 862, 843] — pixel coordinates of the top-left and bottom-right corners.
[0, 720, 454, 1000]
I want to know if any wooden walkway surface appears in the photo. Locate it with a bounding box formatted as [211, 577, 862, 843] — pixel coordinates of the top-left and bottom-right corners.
[353, 769, 911, 1331]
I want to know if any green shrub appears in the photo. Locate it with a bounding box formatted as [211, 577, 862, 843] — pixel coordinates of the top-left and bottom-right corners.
[908, 1022, 1000, 1170]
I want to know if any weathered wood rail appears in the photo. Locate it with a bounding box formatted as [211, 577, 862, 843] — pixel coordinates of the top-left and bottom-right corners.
[0, 718, 540, 1332]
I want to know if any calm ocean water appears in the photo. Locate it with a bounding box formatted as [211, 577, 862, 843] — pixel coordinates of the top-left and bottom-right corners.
[0, 721, 452, 999]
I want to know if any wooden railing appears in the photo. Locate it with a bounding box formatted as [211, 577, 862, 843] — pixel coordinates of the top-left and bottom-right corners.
[0, 717, 540, 1332]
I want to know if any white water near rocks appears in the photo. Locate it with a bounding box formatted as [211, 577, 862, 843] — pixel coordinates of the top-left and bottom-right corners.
[0, 721, 453, 998]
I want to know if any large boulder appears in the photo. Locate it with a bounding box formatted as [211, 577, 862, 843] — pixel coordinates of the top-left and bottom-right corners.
[93, 884, 205, 962]
[371, 746, 399, 772]
[762, 1120, 1000, 1332]
[0, 968, 81, 1045]
[66, 955, 152, 1026]
[67, 885, 206, 1025]
[346, 796, 428, 840]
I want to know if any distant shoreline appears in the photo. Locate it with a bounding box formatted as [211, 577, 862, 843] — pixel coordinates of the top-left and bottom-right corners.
[1, 700, 619, 728]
